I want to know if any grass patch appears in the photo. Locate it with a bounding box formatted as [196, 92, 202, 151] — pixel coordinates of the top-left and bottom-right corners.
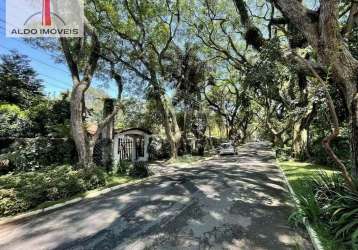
[280, 161, 336, 193]
[105, 174, 136, 188]
[279, 161, 344, 250]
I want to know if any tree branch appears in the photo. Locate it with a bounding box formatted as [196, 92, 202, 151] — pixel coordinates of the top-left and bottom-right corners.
[233, 0, 266, 50]
[271, 0, 319, 48]
[341, 2, 358, 37]
[93, 65, 124, 142]
[294, 52, 356, 190]
[82, 19, 101, 84]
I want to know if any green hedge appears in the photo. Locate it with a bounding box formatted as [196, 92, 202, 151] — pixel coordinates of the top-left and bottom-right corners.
[0, 165, 105, 216]
[114, 160, 153, 178]
[0, 104, 30, 137]
[310, 136, 351, 166]
[0, 138, 77, 172]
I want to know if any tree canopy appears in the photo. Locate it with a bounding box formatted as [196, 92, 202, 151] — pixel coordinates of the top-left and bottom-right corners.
[0, 51, 44, 108]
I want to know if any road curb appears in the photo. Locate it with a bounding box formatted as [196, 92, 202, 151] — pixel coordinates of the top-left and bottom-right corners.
[277, 163, 324, 250]
[0, 174, 162, 226]
[0, 157, 214, 226]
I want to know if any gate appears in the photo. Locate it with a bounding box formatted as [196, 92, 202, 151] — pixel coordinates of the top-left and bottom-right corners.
[118, 137, 133, 161]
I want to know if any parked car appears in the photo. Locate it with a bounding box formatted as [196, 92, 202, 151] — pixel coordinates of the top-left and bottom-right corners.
[219, 143, 237, 155]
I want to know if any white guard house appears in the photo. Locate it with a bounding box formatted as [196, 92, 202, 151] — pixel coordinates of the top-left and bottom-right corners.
[113, 128, 152, 163]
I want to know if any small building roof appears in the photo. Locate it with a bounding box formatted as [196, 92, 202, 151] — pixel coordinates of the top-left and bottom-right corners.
[115, 128, 153, 135]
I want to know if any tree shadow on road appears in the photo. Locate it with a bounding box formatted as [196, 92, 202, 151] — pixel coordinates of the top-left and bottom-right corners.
[0, 144, 312, 250]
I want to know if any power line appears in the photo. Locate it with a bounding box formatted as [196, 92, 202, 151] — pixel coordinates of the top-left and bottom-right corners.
[0, 19, 68, 66]
[39, 73, 72, 89]
[0, 16, 92, 93]
[0, 55, 72, 90]
[31, 73, 71, 90]
[0, 15, 73, 76]
[0, 22, 69, 92]
[0, 24, 72, 90]
[0, 46, 72, 88]
[0, 44, 69, 74]
[0, 60, 70, 92]
[9, 38, 61, 61]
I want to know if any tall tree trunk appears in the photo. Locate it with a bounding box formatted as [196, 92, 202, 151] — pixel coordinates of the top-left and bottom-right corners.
[155, 93, 181, 159]
[293, 122, 308, 160]
[317, 1, 358, 178]
[149, 70, 181, 159]
[60, 20, 100, 168]
[295, 52, 356, 190]
[168, 101, 182, 158]
[227, 119, 236, 141]
[70, 83, 91, 167]
[62, 31, 123, 168]
[182, 109, 189, 154]
[352, 93, 358, 177]
[293, 103, 316, 160]
[271, 0, 358, 179]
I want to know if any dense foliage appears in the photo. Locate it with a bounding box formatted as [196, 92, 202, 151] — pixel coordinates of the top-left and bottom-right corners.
[290, 172, 358, 249]
[0, 52, 43, 108]
[0, 165, 106, 216]
[0, 104, 30, 137]
[0, 138, 77, 172]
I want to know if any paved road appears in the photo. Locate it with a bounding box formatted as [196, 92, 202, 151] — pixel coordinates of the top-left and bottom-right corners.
[0, 142, 312, 250]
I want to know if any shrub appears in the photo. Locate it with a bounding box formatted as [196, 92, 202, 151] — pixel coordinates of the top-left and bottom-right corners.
[1, 138, 77, 172]
[78, 167, 106, 190]
[310, 136, 351, 166]
[128, 162, 153, 178]
[114, 160, 132, 175]
[148, 136, 171, 160]
[27, 98, 70, 137]
[294, 172, 358, 249]
[311, 172, 345, 209]
[0, 165, 106, 216]
[275, 146, 292, 161]
[0, 189, 28, 216]
[112, 160, 152, 179]
[327, 186, 358, 249]
[0, 104, 30, 137]
[1, 95, 70, 138]
[289, 185, 322, 225]
[315, 174, 358, 249]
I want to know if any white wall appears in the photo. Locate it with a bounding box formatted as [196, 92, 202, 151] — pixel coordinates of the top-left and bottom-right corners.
[113, 130, 150, 163]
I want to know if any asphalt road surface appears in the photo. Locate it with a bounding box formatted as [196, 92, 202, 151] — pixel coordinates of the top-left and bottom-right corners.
[0, 142, 312, 250]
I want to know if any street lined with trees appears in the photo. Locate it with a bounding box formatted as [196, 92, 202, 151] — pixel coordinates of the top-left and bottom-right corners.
[1, 0, 358, 249]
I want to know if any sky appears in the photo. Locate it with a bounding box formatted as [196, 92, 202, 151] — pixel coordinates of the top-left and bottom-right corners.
[0, 0, 117, 98]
